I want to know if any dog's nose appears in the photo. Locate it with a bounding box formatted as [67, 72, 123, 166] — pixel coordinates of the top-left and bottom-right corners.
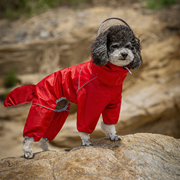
[121, 52, 128, 58]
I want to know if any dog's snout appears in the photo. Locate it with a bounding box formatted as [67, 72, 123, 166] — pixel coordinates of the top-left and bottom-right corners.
[121, 52, 128, 58]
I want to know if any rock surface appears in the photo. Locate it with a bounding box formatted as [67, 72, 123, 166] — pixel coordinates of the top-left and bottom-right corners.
[0, 133, 180, 180]
[0, 6, 167, 76]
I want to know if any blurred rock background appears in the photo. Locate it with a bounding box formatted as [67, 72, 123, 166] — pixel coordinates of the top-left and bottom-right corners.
[0, 0, 180, 159]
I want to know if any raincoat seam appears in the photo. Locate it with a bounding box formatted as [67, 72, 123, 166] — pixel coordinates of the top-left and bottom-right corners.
[32, 103, 70, 112]
[33, 103, 55, 111]
[76, 77, 97, 94]
[78, 64, 85, 90]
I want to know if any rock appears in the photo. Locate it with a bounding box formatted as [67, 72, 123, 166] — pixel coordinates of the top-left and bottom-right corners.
[39, 31, 51, 39]
[158, 4, 180, 31]
[0, 6, 161, 76]
[1, 36, 16, 44]
[0, 133, 180, 180]
[15, 29, 28, 42]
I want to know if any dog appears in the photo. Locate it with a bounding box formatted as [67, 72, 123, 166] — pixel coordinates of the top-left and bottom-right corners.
[4, 19, 142, 158]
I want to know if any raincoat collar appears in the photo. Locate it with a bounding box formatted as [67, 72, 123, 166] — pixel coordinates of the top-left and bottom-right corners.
[91, 59, 129, 86]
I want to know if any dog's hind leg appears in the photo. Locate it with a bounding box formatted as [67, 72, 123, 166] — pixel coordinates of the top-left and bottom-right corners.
[22, 138, 34, 159]
[38, 137, 49, 151]
[101, 121, 121, 141]
[78, 132, 93, 146]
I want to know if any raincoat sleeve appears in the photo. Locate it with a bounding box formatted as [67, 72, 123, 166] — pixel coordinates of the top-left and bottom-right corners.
[76, 82, 102, 134]
[102, 92, 122, 125]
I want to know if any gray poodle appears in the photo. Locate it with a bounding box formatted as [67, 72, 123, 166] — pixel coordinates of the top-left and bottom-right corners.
[4, 18, 142, 158]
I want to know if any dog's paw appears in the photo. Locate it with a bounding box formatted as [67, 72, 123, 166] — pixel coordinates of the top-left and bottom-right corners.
[24, 152, 34, 159]
[38, 138, 49, 151]
[82, 139, 93, 146]
[109, 134, 121, 141]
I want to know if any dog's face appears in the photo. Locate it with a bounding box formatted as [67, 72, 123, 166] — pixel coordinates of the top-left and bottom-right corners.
[91, 25, 142, 69]
[108, 42, 134, 67]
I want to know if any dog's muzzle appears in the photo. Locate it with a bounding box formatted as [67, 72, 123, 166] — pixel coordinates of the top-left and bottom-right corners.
[121, 52, 128, 59]
[118, 52, 128, 60]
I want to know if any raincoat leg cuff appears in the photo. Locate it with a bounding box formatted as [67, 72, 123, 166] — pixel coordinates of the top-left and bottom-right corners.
[24, 136, 35, 142]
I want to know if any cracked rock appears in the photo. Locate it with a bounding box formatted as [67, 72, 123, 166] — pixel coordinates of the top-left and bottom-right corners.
[0, 133, 180, 180]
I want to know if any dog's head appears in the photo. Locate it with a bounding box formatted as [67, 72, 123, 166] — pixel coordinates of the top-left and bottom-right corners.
[91, 25, 142, 69]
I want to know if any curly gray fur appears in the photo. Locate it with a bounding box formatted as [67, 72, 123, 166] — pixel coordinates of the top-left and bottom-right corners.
[91, 25, 142, 69]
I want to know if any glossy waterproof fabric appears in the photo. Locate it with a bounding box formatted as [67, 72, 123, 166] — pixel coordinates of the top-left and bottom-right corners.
[4, 60, 129, 141]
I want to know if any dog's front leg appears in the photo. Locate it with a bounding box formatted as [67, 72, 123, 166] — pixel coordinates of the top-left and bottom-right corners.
[78, 132, 93, 146]
[38, 137, 49, 151]
[101, 121, 121, 141]
[22, 138, 34, 159]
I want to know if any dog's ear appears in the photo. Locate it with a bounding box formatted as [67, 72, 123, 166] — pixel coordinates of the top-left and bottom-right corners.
[91, 30, 109, 66]
[129, 37, 142, 69]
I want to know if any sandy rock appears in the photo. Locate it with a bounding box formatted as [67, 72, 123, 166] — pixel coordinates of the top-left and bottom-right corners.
[0, 103, 31, 122]
[0, 133, 180, 180]
[0, 6, 162, 76]
[39, 31, 51, 39]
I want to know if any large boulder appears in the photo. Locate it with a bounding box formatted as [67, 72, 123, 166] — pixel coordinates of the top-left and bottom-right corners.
[0, 133, 180, 180]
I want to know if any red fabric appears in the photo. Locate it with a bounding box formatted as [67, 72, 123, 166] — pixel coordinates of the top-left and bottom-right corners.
[4, 85, 35, 107]
[4, 59, 129, 141]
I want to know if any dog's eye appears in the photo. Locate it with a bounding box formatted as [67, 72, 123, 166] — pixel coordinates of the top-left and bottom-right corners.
[126, 45, 134, 51]
[111, 45, 118, 49]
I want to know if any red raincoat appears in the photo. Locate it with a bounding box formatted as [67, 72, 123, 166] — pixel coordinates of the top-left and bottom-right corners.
[4, 60, 129, 141]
